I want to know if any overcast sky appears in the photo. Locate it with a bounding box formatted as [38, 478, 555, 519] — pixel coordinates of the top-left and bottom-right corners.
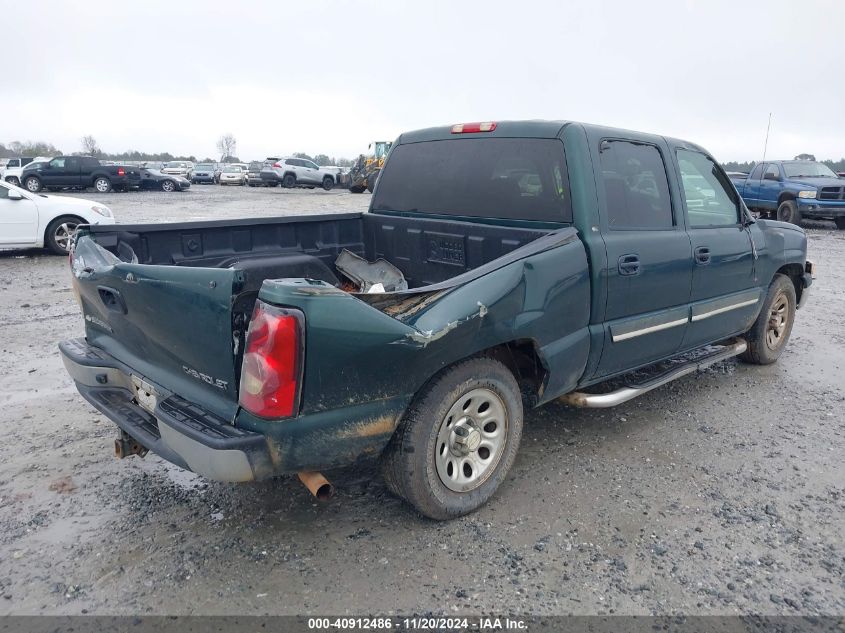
[4, 0, 844, 162]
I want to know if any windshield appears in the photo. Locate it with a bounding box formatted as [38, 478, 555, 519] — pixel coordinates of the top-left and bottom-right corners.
[373, 138, 571, 223]
[783, 162, 837, 178]
[195, 163, 214, 170]
[164, 162, 186, 168]
[223, 167, 242, 173]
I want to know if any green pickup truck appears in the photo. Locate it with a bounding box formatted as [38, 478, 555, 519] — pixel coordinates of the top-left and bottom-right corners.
[61, 120, 813, 519]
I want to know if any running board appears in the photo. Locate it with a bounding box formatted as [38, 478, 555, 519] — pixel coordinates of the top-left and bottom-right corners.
[560, 339, 747, 408]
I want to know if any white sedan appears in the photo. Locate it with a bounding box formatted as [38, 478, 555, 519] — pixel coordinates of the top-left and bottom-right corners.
[218, 165, 247, 185]
[0, 180, 115, 254]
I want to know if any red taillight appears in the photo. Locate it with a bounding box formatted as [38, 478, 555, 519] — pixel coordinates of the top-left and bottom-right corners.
[238, 301, 303, 419]
[117, 167, 125, 176]
[451, 121, 497, 134]
[272, 162, 282, 168]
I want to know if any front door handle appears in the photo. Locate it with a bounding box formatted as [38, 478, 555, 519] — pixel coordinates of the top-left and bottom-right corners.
[695, 246, 711, 265]
[618, 254, 640, 276]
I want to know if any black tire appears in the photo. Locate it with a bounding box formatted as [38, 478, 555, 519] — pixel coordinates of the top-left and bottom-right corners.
[834, 217, 845, 230]
[322, 177, 334, 191]
[282, 173, 296, 188]
[5, 177, 20, 186]
[740, 274, 796, 365]
[45, 215, 83, 255]
[161, 180, 176, 192]
[776, 200, 801, 225]
[24, 176, 42, 193]
[93, 177, 112, 193]
[381, 357, 523, 520]
[349, 184, 365, 194]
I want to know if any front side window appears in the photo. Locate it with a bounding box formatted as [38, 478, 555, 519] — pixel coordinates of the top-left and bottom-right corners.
[750, 163, 764, 180]
[49, 158, 66, 169]
[764, 164, 780, 180]
[599, 140, 673, 230]
[677, 150, 740, 227]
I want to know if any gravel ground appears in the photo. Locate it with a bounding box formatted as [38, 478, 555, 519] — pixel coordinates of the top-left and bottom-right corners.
[0, 184, 843, 616]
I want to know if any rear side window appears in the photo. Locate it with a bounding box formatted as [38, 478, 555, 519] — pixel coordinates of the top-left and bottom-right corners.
[599, 140, 674, 230]
[677, 150, 740, 227]
[372, 138, 571, 223]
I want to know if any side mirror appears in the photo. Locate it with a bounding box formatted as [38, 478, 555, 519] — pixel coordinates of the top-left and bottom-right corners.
[8, 189, 24, 200]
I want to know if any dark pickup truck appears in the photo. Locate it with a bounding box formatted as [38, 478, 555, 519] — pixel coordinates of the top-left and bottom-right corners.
[729, 160, 845, 229]
[21, 156, 141, 194]
[61, 120, 813, 519]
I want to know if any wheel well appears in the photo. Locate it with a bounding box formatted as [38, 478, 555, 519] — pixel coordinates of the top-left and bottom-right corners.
[323, 174, 334, 182]
[777, 192, 795, 206]
[775, 263, 804, 304]
[481, 340, 547, 408]
[44, 214, 86, 244]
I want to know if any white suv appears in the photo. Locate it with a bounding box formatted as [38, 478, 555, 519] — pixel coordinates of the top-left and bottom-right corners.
[161, 161, 194, 180]
[260, 157, 336, 190]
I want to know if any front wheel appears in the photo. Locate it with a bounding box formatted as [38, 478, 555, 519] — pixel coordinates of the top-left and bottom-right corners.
[834, 217, 845, 230]
[322, 177, 334, 191]
[161, 180, 176, 192]
[381, 357, 523, 520]
[741, 274, 796, 365]
[777, 200, 801, 225]
[93, 177, 112, 193]
[45, 216, 81, 255]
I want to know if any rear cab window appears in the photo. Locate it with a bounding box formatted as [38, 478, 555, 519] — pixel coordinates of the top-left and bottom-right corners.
[372, 137, 572, 223]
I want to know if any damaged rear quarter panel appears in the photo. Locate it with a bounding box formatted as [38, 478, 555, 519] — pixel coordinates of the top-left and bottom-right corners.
[239, 234, 591, 468]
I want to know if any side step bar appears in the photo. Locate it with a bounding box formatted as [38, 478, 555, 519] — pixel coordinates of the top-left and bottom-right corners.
[560, 339, 747, 408]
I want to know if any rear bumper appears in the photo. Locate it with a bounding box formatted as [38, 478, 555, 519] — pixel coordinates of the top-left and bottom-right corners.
[59, 338, 273, 482]
[59, 338, 407, 481]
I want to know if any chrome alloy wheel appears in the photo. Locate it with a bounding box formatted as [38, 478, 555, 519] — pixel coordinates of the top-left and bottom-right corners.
[54, 221, 79, 252]
[434, 387, 508, 492]
[766, 291, 789, 350]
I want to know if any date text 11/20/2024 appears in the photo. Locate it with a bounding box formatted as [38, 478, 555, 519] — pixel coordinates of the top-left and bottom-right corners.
[307, 616, 528, 630]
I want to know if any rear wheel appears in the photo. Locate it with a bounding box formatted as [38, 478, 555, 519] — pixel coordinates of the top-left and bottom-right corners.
[45, 216, 82, 255]
[322, 176, 334, 191]
[740, 274, 796, 365]
[5, 177, 20, 186]
[381, 357, 523, 520]
[282, 173, 296, 188]
[834, 217, 845, 230]
[24, 176, 42, 192]
[776, 200, 801, 225]
[94, 177, 112, 193]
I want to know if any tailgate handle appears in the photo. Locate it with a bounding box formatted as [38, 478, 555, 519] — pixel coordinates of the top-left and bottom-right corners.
[97, 286, 127, 314]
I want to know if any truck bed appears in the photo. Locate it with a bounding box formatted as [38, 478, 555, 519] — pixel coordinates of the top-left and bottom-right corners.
[87, 211, 554, 299]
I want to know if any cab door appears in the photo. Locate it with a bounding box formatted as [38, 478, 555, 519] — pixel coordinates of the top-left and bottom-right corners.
[757, 163, 783, 215]
[591, 137, 693, 378]
[674, 148, 760, 350]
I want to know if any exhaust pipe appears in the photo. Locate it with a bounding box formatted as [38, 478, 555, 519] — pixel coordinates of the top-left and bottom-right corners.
[297, 471, 334, 500]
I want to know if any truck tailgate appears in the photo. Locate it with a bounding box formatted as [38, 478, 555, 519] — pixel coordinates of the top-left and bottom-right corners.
[71, 235, 241, 421]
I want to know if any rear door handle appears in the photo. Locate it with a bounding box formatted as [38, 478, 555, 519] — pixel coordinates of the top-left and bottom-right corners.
[617, 254, 640, 276]
[695, 246, 711, 265]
